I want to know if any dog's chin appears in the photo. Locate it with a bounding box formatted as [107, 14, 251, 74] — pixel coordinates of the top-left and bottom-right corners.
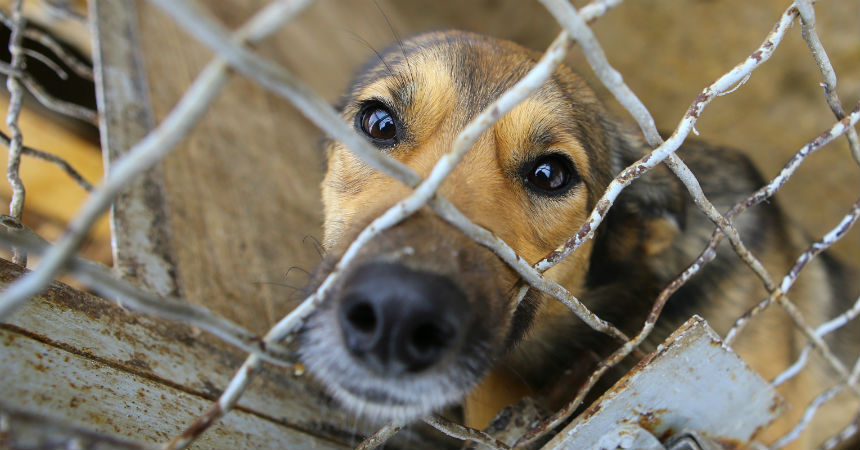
[299, 310, 492, 423]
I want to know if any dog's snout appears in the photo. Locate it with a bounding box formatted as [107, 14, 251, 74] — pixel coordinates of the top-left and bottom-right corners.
[338, 262, 470, 376]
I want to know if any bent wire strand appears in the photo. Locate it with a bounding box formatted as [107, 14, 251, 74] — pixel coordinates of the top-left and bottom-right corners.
[5, 0, 26, 266]
[794, 0, 860, 165]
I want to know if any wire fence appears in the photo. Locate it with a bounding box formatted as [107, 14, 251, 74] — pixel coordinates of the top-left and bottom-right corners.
[0, 0, 857, 449]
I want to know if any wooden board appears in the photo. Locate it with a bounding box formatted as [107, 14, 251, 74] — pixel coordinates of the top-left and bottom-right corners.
[91, 0, 179, 298]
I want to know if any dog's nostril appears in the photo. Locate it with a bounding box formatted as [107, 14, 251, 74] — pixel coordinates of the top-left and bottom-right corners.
[339, 296, 383, 357]
[345, 301, 377, 334]
[404, 321, 452, 372]
[410, 322, 449, 356]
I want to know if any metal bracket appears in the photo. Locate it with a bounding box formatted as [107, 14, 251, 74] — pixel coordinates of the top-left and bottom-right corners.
[541, 316, 784, 450]
[592, 426, 732, 450]
[664, 430, 731, 450]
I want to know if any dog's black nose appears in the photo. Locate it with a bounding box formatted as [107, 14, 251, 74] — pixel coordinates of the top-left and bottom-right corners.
[337, 262, 469, 376]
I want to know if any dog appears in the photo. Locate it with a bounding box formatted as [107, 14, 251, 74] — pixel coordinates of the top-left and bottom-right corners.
[299, 31, 859, 448]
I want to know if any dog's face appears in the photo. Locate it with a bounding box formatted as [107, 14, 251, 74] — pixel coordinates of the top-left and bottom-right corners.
[300, 31, 657, 422]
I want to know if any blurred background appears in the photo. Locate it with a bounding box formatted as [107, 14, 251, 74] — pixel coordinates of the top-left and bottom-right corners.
[0, 0, 856, 334]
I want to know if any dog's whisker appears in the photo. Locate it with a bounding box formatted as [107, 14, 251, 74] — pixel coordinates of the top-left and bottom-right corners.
[302, 234, 326, 260]
[283, 265, 312, 280]
[341, 31, 395, 78]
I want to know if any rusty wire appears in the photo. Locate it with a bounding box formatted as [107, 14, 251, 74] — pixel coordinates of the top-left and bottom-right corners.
[773, 293, 860, 387]
[0, 0, 856, 449]
[425, 415, 513, 450]
[795, 0, 860, 165]
[771, 353, 860, 449]
[0, 129, 94, 191]
[822, 412, 860, 450]
[4, 0, 26, 266]
[354, 421, 403, 450]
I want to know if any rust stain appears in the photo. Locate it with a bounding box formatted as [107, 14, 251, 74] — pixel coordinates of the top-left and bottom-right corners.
[579, 400, 602, 421]
[578, 221, 592, 237]
[123, 353, 154, 372]
[750, 50, 763, 62]
[712, 436, 744, 450]
[686, 92, 708, 118]
[595, 199, 610, 216]
[636, 408, 667, 431]
[658, 427, 675, 442]
[173, 403, 223, 447]
[199, 379, 222, 399]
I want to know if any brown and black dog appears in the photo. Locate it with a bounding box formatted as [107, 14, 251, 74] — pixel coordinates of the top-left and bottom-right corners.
[299, 31, 858, 447]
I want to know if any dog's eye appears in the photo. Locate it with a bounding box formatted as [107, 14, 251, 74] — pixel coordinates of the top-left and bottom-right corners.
[525, 154, 577, 194]
[358, 103, 398, 144]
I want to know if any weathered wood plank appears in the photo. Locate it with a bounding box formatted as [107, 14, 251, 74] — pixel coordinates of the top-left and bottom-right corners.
[90, 0, 180, 298]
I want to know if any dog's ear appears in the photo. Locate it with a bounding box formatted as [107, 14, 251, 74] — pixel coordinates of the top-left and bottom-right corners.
[589, 128, 686, 279]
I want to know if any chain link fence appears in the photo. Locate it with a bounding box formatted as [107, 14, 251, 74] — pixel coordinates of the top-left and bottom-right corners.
[0, 0, 857, 449]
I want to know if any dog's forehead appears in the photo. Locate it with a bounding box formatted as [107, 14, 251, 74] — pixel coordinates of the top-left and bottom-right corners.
[349, 32, 583, 112]
[347, 32, 599, 143]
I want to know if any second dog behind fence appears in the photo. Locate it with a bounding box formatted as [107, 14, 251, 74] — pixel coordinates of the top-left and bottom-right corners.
[298, 31, 859, 449]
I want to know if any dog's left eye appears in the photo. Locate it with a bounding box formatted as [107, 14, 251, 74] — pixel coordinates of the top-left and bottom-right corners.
[358, 103, 398, 144]
[525, 154, 577, 195]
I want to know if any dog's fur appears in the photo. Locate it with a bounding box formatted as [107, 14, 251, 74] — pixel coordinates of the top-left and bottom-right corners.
[299, 31, 859, 448]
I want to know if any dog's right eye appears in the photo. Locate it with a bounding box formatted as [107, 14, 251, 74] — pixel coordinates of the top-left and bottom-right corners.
[357, 103, 398, 145]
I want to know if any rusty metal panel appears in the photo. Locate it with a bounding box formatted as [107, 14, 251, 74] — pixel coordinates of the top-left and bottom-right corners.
[0, 328, 345, 450]
[0, 259, 360, 448]
[542, 316, 784, 450]
[0, 402, 151, 450]
[0, 258, 348, 430]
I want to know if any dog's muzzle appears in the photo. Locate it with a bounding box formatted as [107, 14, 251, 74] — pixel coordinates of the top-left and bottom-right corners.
[299, 213, 516, 422]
